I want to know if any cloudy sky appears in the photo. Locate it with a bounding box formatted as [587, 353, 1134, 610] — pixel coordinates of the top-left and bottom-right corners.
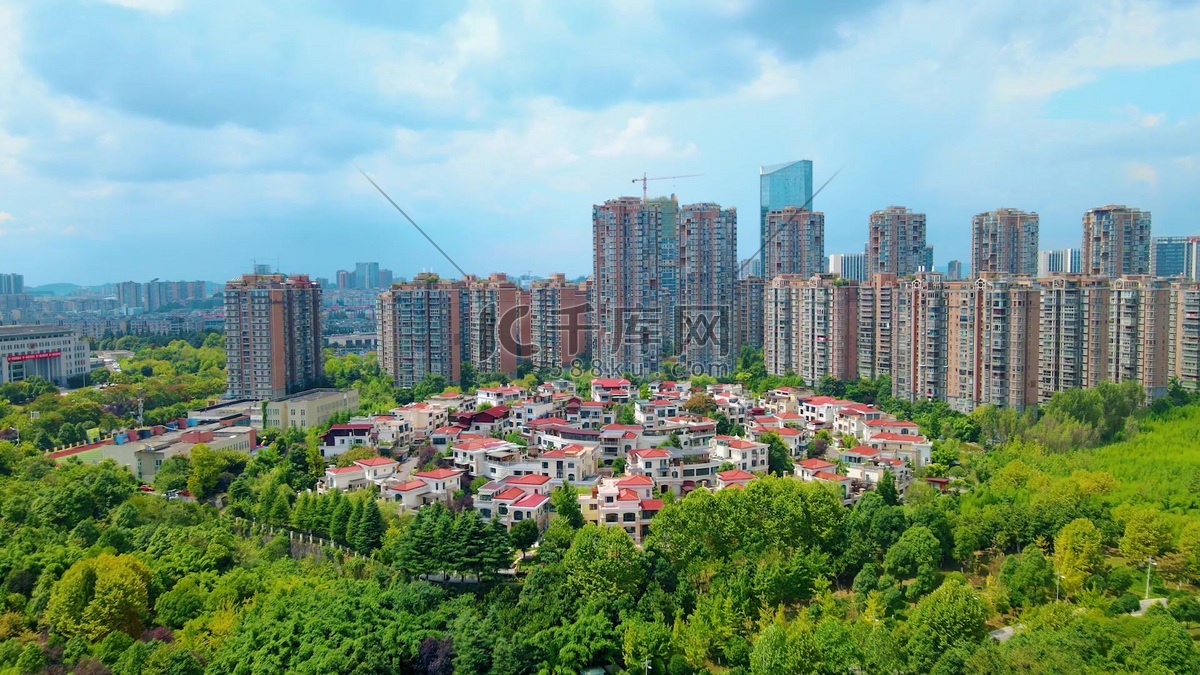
[0, 0, 1198, 286]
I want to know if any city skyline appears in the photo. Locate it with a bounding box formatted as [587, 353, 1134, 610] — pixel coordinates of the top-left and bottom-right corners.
[1, 2, 1198, 285]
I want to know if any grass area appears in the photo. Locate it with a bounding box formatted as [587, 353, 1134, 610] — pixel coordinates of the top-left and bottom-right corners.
[1055, 406, 1200, 515]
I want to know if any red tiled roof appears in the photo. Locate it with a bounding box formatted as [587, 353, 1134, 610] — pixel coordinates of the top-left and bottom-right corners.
[416, 468, 464, 480]
[640, 498, 664, 511]
[846, 446, 881, 457]
[814, 470, 850, 482]
[528, 416, 570, 427]
[773, 427, 802, 436]
[717, 469, 755, 482]
[797, 458, 835, 470]
[506, 474, 551, 485]
[616, 474, 654, 487]
[617, 488, 640, 501]
[623, 431, 638, 440]
[454, 439, 509, 451]
[603, 424, 643, 431]
[865, 419, 918, 428]
[494, 486, 526, 501]
[714, 434, 739, 441]
[871, 432, 928, 442]
[593, 378, 631, 388]
[330, 424, 373, 431]
[326, 466, 363, 475]
[728, 439, 761, 450]
[513, 492, 549, 509]
[457, 433, 485, 441]
[389, 479, 428, 492]
[354, 457, 397, 467]
[777, 412, 804, 420]
[630, 448, 671, 458]
[433, 426, 462, 434]
[804, 396, 838, 405]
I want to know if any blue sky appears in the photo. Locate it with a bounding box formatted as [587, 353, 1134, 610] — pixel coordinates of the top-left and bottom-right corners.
[0, 0, 1198, 285]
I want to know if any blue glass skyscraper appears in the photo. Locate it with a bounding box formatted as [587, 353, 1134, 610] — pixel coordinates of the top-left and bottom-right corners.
[760, 160, 814, 261]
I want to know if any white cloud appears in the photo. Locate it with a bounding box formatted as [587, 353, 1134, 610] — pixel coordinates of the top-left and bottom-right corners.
[0, 212, 13, 223]
[98, 0, 184, 15]
[1121, 105, 1167, 128]
[590, 115, 697, 160]
[1126, 161, 1159, 189]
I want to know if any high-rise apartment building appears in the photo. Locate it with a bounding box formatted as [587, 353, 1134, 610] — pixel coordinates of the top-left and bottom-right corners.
[760, 161, 813, 266]
[355, 262, 381, 290]
[764, 275, 858, 384]
[115, 281, 143, 310]
[468, 273, 529, 375]
[1037, 249, 1082, 277]
[1151, 236, 1190, 277]
[829, 253, 868, 282]
[0, 274, 23, 295]
[677, 203, 738, 377]
[762, 207, 825, 280]
[738, 257, 763, 279]
[224, 272, 323, 400]
[1082, 205, 1151, 277]
[855, 274, 897, 380]
[1169, 281, 1200, 390]
[336, 270, 353, 289]
[1107, 276, 1171, 399]
[530, 273, 590, 370]
[592, 197, 662, 377]
[379, 269, 394, 288]
[946, 260, 964, 281]
[762, 271, 1197, 408]
[648, 195, 681, 349]
[145, 280, 208, 312]
[376, 273, 469, 388]
[867, 206, 928, 278]
[736, 275, 766, 352]
[893, 274, 951, 403]
[971, 209, 1040, 276]
[922, 245, 935, 273]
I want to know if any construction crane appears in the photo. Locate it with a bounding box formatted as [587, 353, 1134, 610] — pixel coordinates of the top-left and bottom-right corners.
[631, 172, 702, 203]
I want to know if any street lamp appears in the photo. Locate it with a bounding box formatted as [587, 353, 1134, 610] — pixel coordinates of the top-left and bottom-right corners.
[1145, 555, 1158, 600]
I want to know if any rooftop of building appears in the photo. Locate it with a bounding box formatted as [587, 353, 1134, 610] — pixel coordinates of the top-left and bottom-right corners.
[0, 324, 78, 338]
[271, 388, 356, 403]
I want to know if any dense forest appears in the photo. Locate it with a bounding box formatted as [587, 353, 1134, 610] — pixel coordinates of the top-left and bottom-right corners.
[1, 339, 1199, 673]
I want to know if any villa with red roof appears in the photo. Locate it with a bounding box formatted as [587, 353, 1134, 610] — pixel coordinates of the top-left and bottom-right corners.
[579, 473, 663, 542]
[450, 438, 521, 475]
[715, 468, 756, 490]
[475, 474, 554, 530]
[795, 457, 837, 482]
[590, 378, 633, 403]
[319, 424, 375, 458]
[538, 443, 599, 482]
[476, 385, 526, 407]
[323, 456, 400, 492]
[392, 401, 451, 439]
[634, 398, 679, 426]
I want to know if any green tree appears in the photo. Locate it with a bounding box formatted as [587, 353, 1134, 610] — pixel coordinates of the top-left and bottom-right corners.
[761, 430, 793, 476]
[1114, 504, 1172, 563]
[749, 619, 820, 675]
[998, 545, 1055, 609]
[610, 456, 626, 476]
[876, 470, 899, 506]
[616, 404, 636, 425]
[551, 481, 584, 529]
[153, 455, 192, 493]
[328, 492, 351, 545]
[682, 393, 717, 416]
[906, 579, 987, 673]
[510, 518, 540, 558]
[45, 553, 152, 640]
[353, 498, 386, 553]
[562, 524, 644, 600]
[1053, 517, 1103, 595]
[186, 444, 247, 500]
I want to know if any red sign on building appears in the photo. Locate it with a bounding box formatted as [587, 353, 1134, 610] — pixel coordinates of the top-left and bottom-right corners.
[7, 350, 61, 363]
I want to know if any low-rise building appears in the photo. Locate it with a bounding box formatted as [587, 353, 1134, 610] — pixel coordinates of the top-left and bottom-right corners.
[579, 474, 662, 542]
[476, 474, 553, 530]
[537, 443, 600, 482]
[319, 424, 374, 457]
[393, 402, 451, 439]
[590, 378, 633, 403]
[477, 386, 525, 407]
[263, 388, 360, 431]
